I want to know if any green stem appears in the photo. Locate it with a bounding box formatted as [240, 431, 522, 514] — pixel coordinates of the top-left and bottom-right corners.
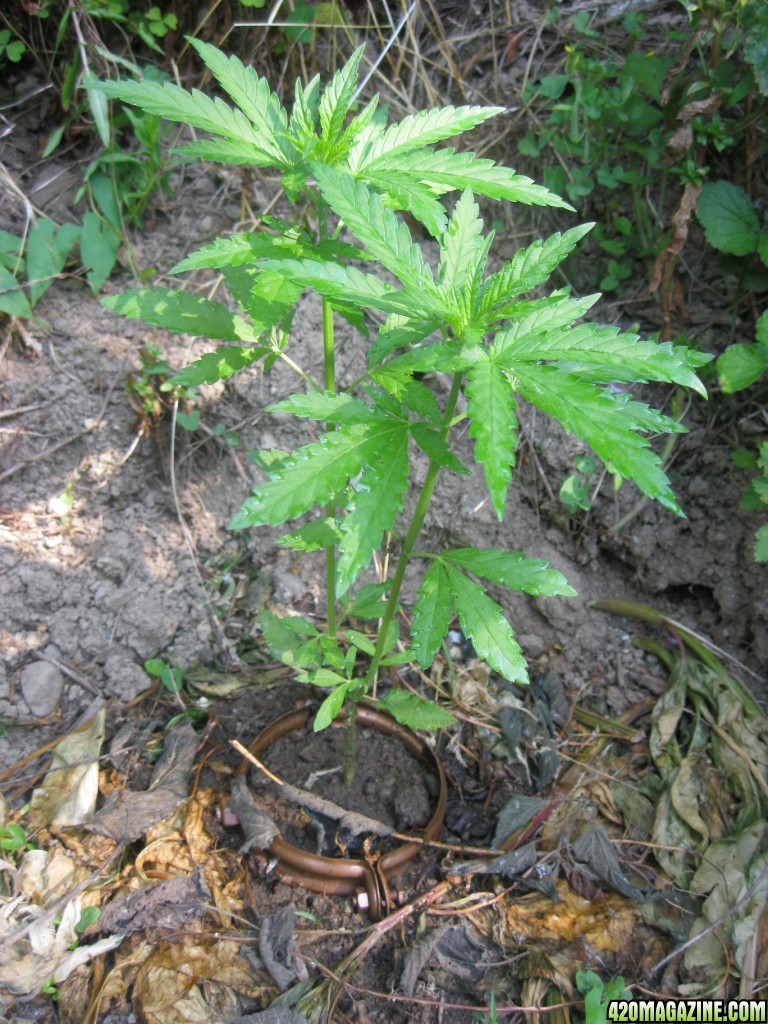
[322, 293, 337, 639]
[365, 372, 464, 691]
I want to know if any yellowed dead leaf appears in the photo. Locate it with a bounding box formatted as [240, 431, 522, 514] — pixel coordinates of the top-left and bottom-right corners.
[28, 703, 106, 828]
[17, 843, 90, 907]
[132, 922, 274, 1024]
[480, 879, 642, 952]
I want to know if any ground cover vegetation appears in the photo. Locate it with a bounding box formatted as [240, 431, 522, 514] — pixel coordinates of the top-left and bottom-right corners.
[0, 2, 767, 1022]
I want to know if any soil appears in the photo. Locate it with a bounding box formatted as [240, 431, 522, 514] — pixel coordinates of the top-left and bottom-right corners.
[1, 5, 767, 1022]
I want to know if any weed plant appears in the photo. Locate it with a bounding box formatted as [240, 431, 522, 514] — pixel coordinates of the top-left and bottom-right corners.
[91, 42, 709, 781]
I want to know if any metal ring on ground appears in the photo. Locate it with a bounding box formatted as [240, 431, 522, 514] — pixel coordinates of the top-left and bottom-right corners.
[237, 703, 448, 920]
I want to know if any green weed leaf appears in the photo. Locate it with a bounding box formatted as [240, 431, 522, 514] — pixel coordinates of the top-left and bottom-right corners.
[479, 224, 593, 319]
[312, 164, 437, 292]
[381, 690, 455, 730]
[314, 682, 356, 731]
[318, 45, 364, 145]
[349, 105, 503, 172]
[369, 147, 573, 210]
[439, 189, 486, 291]
[515, 365, 684, 514]
[278, 518, 342, 552]
[172, 345, 268, 386]
[498, 320, 710, 396]
[444, 564, 528, 683]
[411, 562, 453, 669]
[231, 420, 407, 528]
[697, 181, 760, 256]
[411, 424, 468, 474]
[269, 391, 378, 423]
[91, 74, 286, 169]
[103, 288, 253, 341]
[466, 356, 519, 518]
[187, 37, 289, 164]
[442, 548, 575, 596]
[337, 423, 410, 593]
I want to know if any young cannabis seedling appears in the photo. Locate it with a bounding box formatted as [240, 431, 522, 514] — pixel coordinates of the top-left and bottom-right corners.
[92, 43, 709, 779]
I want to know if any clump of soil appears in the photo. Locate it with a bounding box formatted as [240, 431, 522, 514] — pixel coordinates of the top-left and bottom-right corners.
[249, 714, 437, 854]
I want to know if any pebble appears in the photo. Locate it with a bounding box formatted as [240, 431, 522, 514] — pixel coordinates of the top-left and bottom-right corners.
[20, 660, 64, 717]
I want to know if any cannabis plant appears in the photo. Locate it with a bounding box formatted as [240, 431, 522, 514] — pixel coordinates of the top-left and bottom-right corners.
[91, 43, 709, 776]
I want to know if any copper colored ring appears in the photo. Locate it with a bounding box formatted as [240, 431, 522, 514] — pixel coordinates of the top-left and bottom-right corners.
[238, 704, 448, 919]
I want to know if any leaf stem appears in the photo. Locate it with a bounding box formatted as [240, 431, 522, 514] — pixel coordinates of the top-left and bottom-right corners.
[364, 372, 464, 691]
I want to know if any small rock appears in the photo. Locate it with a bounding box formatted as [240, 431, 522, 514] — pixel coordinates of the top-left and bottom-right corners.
[518, 632, 546, 659]
[20, 661, 64, 717]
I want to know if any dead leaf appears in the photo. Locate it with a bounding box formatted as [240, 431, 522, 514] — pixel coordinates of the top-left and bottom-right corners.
[99, 866, 211, 937]
[229, 776, 280, 854]
[0, 894, 123, 999]
[259, 906, 298, 991]
[132, 921, 274, 1023]
[570, 824, 659, 901]
[89, 723, 198, 842]
[28, 702, 106, 827]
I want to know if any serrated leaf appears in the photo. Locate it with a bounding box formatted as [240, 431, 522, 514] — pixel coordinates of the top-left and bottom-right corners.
[441, 548, 575, 596]
[269, 391, 379, 423]
[365, 170, 449, 238]
[314, 684, 355, 731]
[515, 365, 683, 515]
[411, 423, 469, 474]
[411, 562, 453, 669]
[697, 181, 760, 256]
[0, 265, 33, 319]
[259, 607, 318, 665]
[349, 105, 503, 172]
[91, 76, 285, 168]
[717, 343, 768, 393]
[318, 45, 364, 144]
[258, 256, 440, 319]
[176, 138, 279, 165]
[492, 295, 601, 358]
[311, 164, 436, 292]
[478, 224, 593, 319]
[188, 37, 289, 164]
[466, 356, 518, 518]
[498, 320, 710, 396]
[27, 219, 79, 305]
[102, 288, 252, 340]
[171, 345, 268, 386]
[278, 518, 342, 552]
[381, 691, 455, 730]
[367, 314, 440, 368]
[336, 424, 410, 593]
[368, 146, 573, 210]
[345, 581, 392, 619]
[444, 564, 528, 683]
[230, 419, 406, 528]
[171, 232, 368, 274]
[439, 189, 486, 292]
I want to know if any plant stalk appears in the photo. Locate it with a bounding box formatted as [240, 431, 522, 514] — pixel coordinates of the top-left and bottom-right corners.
[364, 372, 464, 690]
[322, 294, 338, 639]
